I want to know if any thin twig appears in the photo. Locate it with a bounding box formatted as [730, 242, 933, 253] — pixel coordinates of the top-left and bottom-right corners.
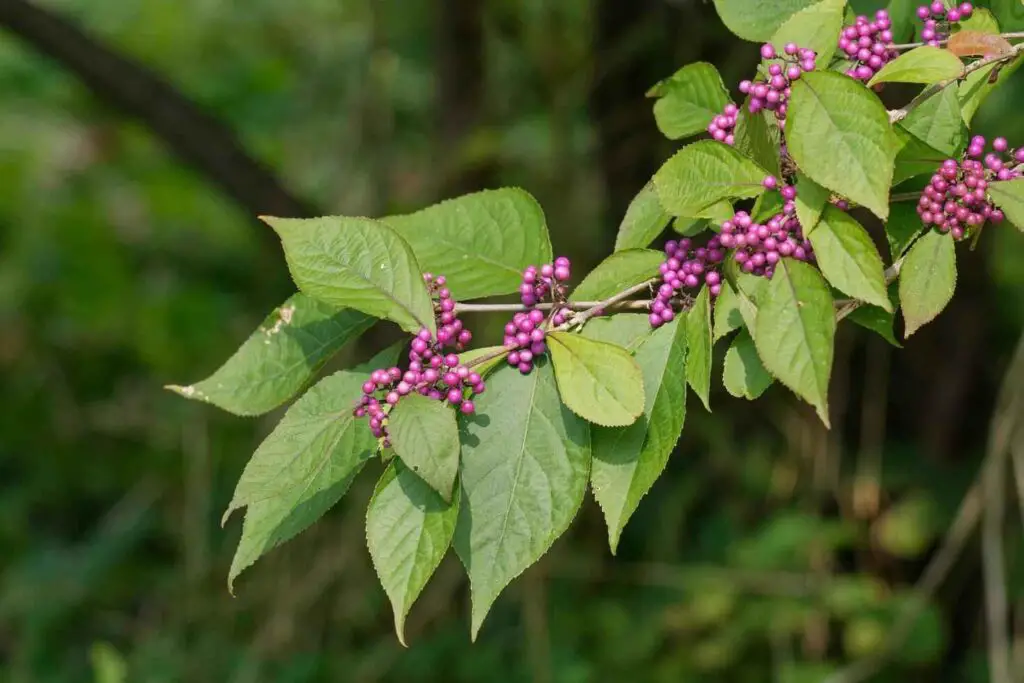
[824, 484, 983, 683]
[889, 32, 1024, 52]
[981, 335, 1024, 683]
[456, 299, 654, 314]
[891, 191, 923, 203]
[889, 42, 1024, 124]
[568, 278, 659, 328]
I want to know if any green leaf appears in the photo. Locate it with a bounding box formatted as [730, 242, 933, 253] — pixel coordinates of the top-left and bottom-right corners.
[654, 140, 769, 217]
[796, 173, 830, 234]
[885, 0, 918, 42]
[787, 72, 898, 220]
[366, 461, 459, 646]
[696, 200, 738, 225]
[685, 286, 713, 411]
[615, 182, 671, 251]
[460, 346, 509, 378]
[382, 188, 553, 301]
[591, 318, 688, 552]
[893, 128, 950, 184]
[752, 190, 786, 223]
[868, 46, 964, 86]
[958, 56, 1024, 125]
[900, 87, 967, 157]
[886, 201, 926, 259]
[223, 343, 403, 590]
[712, 0, 835, 41]
[987, 178, 1024, 231]
[454, 361, 590, 639]
[649, 62, 731, 140]
[734, 104, 781, 175]
[754, 259, 836, 425]
[808, 206, 892, 310]
[769, 0, 846, 64]
[848, 301, 902, 347]
[990, 0, 1024, 31]
[388, 394, 461, 502]
[899, 229, 957, 337]
[580, 314, 654, 351]
[672, 216, 710, 237]
[956, 7, 1001, 35]
[167, 294, 373, 416]
[723, 329, 773, 399]
[548, 332, 645, 427]
[264, 216, 435, 334]
[570, 249, 662, 302]
[713, 281, 746, 341]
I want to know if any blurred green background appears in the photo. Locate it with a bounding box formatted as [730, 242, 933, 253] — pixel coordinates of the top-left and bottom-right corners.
[1, 1, 1023, 681]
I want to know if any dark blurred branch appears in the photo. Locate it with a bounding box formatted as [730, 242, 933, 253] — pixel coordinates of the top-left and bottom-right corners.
[0, 0, 317, 223]
[435, 0, 494, 195]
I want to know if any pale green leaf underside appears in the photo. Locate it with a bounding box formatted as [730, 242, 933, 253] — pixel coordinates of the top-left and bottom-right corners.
[615, 182, 671, 251]
[366, 461, 459, 646]
[754, 259, 835, 426]
[723, 329, 774, 399]
[808, 206, 892, 310]
[167, 293, 373, 416]
[264, 216, 435, 334]
[591, 317, 688, 553]
[382, 188, 553, 301]
[548, 332, 646, 427]
[684, 286, 713, 411]
[787, 72, 897, 220]
[713, 281, 746, 341]
[868, 46, 964, 86]
[650, 62, 731, 140]
[987, 178, 1024, 231]
[899, 230, 957, 338]
[570, 249, 661, 302]
[653, 140, 769, 217]
[388, 394, 461, 502]
[454, 361, 591, 639]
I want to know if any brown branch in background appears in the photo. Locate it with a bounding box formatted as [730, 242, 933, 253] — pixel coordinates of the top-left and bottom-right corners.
[0, 0, 317, 225]
[435, 0, 494, 196]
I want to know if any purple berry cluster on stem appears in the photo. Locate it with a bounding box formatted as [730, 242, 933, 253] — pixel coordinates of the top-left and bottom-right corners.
[917, 2, 973, 45]
[708, 43, 817, 146]
[741, 43, 817, 124]
[650, 237, 726, 328]
[840, 10, 898, 82]
[719, 176, 815, 278]
[353, 273, 485, 445]
[505, 258, 572, 373]
[918, 136, 1020, 240]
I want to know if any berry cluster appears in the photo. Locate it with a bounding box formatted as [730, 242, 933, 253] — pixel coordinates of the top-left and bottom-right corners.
[719, 176, 815, 278]
[708, 43, 817, 146]
[740, 43, 818, 125]
[424, 273, 472, 350]
[353, 273, 485, 445]
[506, 259, 573, 373]
[519, 258, 571, 307]
[840, 10, 899, 82]
[918, 136, 1021, 240]
[504, 310, 549, 374]
[706, 104, 739, 145]
[917, 2, 974, 45]
[650, 237, 726, 328]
